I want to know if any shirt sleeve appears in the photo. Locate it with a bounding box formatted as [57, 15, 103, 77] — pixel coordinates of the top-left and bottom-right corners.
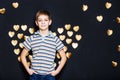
[22, 37, 31, 51]
[56, 36, 64, 52]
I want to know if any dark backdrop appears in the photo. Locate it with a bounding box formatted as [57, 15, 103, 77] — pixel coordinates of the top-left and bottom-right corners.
[0, 0, 120, 80]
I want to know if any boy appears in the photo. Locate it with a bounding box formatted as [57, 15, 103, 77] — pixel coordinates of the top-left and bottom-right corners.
[20, 10, 67, 80]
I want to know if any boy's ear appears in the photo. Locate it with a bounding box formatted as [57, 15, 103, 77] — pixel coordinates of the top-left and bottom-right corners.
[35, 21, 38, 26]
[49, 19, 52, 25]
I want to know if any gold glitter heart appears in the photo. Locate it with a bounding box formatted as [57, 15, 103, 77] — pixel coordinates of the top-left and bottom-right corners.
[24, 35, 29, 40]
[82, 4, 88, 11]
[28, 55, 32, 60]
[105, 2, 112, 9]
[17, 33, 23, 39]
[14, 48, 20, 55]
[118, 45, 120, 52]
[19, 43, 24, 48]
[63, 46, 68, 52]
[67, 31, 73, 37]
[116, 17, 120, 23]
[96, 15, 103, 22]
[59, 35, 66, 41]
[107, 29, 113, 36]
[0, 8, 6, 14]
[11, 40, 18, 46]
[65, 24, 71, 30]
[13, 25, 20, 31]
[66, 52, 72, 59]
[53, 32, 57, 36]
[57, 28, 64, 34]
[8, 31, 15, 38]
[21, 25, 27, 31]
[112, 61, 118, 67]
[73, 26, 79, 32]
[56, 53, 61, 59]
[29, 28, 34, 34]
[12, 2, 19, 8]
[75, 34, 82, 41]
[72, 42, 78, 49]
[66, 38, 72, 44]
[18, 56, 21, 62]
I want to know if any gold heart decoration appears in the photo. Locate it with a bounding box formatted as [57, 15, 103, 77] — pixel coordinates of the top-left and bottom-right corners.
[73, 26, 79, 32]
[14, 48, 20, 55]
[75, 34, 82, 41]
[28, 55, 32, 60]
[67, 31, 73, 37]
[59, 35, 66, 41]
[66, 38, 72, 44]
[21, 25, 27, 31]
[18, 56, 21, 62]
[72, 42, 78, 49]
[105, 2, 112, 9]
[53, 32, 57, 36]
[13, 25, 20, 31]
[107, 29, 113, 36]
[96, 15, 103, 22]
[66, 52, 72, 59]
[116, 17, 120, 23]
[57, 28, 64, 34]
[11, 40, 18, 46]
[12, 2, 19, 8]
[29, 28, 34, 34]
[8, 31, 15, 38]
[19, 43, 24, 48]
[17, 33, 23, 39]
[112, 61, 118, 67]
[0, 8, 6, 14]
[82, 4, 88, 11]
[118, 45, 120, 52]
[56, 53, 61, 59]
[24, 35, 29, 40]
[65, 24, 71, 30]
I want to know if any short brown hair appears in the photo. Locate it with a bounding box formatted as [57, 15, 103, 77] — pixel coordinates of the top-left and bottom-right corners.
[35, 10, 51, 20]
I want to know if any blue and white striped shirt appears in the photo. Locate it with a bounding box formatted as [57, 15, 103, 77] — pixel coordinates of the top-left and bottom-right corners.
[23, 30, 64, 75]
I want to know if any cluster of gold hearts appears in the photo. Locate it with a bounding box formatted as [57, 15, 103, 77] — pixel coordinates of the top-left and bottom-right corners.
[57, 24, 82, 49]
[0, 8, 6, 14]
[8, 24, 35, 56]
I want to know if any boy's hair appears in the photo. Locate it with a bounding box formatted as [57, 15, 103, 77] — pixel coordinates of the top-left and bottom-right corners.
[35, 10, 51, 20]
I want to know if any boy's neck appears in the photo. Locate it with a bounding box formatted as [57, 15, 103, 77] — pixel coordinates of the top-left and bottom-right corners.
[39, 30, 49, 37]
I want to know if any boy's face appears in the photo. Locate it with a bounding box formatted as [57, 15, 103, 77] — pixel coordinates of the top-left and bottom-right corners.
[35, 14, 52, 31]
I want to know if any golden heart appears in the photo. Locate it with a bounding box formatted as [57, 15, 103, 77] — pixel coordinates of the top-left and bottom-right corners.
[105, 2, 112, 9]
[67, 31, 73, 37]
[14, 48, 20, 55]
[19, 43, 24, 48]
[17, 33, 23, 39]
[66, 52, 72, 59]
[66, 38, 72, 44]
[11, 40, 18, 46]
[53, 32, 57, 36]
[0, 8, 6, 14]
[28, 55, 32, 60]
[8, 31, 15, 38]
[24, 35, 29, 40]
[21, 25, 27, 31]
[12, 2, 19, 8]
[56, 53, 61, 59]
[107, 29, 113, 36]
[13, 25, 20, 31]
[63, 46, 68, 52]
[117, 45, 120, 52]
[73, 26, 79, 32]
[75, 34, 82, 41]
[116, 17, 120, 23]
[59, 35, 66, 41]
[72, 42, 78, 49]
[96, 15, 103, 22]
[29, 28, 34, 34]
[112, 61, 118, 67]
[57, 28, 64, 34]
[18, 56, 21, 62]
[82, 4, 88, 11]
[65, 24, 71, 30]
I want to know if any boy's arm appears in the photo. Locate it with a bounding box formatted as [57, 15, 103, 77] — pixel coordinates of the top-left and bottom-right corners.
[51, 49, 67, 76]
[20, 48, 36, 75]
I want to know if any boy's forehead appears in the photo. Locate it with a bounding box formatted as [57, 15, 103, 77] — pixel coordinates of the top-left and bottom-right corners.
[38, 14, 49, 18]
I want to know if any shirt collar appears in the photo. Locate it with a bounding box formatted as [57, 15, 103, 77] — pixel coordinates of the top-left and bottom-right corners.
[35, 30, 54, 38]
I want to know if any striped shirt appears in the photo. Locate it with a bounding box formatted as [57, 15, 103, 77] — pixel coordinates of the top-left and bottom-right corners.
[23, 30, 64, 75]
